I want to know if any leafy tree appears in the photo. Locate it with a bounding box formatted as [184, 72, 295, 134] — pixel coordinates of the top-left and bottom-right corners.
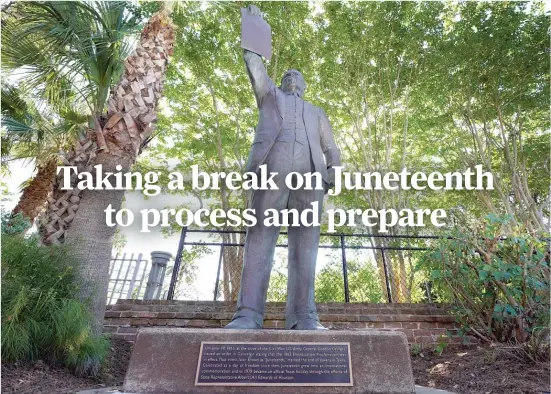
[154, 1, 548, 304]
[315, 258, 384, 303]
[4, 2, 548, 323]
[315, 1, 548, 300]
[416, 2, 549, 232]
[266, 253, 289, 302]
[267, 252, 385, 303]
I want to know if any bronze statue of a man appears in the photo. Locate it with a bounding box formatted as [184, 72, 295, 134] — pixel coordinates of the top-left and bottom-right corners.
[226, 5, 341, 330]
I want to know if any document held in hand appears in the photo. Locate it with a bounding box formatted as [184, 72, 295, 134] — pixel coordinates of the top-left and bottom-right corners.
[241, 7, 272, 60]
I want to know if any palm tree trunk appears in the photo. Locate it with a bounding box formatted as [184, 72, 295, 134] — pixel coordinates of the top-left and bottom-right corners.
[41, 138, 97, 244]
[66, 153, 132, 335]
[12, 158, 57, 223]
[64, 8, 175, 336]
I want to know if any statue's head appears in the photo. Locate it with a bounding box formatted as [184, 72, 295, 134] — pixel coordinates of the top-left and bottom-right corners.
[281, 69, 306, 97]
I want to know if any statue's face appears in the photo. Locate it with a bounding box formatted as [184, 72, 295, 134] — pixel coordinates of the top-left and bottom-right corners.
[281, 69, 306, 97]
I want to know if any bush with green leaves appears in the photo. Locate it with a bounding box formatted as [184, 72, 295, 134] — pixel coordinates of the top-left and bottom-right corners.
[420, 214, 549, 344]
[1, 215, 109, 375]
[1, 211, 32, 234]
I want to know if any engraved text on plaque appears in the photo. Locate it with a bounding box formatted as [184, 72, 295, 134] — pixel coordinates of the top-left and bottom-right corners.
[195, 342, 353, 386]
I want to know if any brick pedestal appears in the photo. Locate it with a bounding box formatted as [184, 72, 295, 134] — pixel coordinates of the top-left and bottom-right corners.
[104, 300, 472, 346]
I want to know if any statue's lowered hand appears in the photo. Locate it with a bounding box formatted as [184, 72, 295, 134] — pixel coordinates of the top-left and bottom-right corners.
[325, 167, 337, 195]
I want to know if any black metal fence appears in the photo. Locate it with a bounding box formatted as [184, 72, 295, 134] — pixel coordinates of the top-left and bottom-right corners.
[108, 253, 150, 304]
[166, 227, 442, 303]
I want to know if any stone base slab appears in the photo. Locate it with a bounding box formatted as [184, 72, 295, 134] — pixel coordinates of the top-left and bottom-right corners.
[123, 328, 415, 394]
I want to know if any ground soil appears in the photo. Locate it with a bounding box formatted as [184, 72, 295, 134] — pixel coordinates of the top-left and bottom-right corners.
[412, 344, 550, 394]
[2, 341, 549, 393]
[1, 338, 132, 394]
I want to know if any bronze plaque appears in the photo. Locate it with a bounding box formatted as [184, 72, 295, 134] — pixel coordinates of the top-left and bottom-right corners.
[195, 342, 353, 386]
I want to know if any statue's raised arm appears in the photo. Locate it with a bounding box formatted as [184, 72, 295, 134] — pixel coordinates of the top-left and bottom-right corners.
[241, 5, 274, 107]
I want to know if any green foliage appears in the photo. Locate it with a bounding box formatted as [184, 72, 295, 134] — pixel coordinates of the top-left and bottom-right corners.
[315, 258, 384, 303]
[1, 83, 89, 167]
[2, 1, 142, 117]
[433, 336, 448, 356]
[266, 254, 384, 303]
[420, 214, 550, 343]
[153, 2, 549, 303]
[410, 343, 422, 357]
[1, 226, 109, 375]
[518, 326, 550, 363]
[1, 212, 32, 235]
[53, 300, 110, 376]
[267, 256, 289, 302]
[173, 244, 210, 299]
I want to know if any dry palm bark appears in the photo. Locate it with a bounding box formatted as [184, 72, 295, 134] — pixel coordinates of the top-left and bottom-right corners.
[41, 9, 175, 335]
[12, 159, 57, 223]
[99, 8, 175, 159]
[41, 138, 97, 244]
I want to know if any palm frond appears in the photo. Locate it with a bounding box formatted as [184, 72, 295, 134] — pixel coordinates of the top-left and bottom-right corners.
[2, 1, 141, 115]
[1, 83, 87, 163]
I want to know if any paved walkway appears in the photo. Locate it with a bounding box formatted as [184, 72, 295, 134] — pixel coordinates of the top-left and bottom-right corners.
[77, 385, 457, 394]
[416, 385, 457, 394]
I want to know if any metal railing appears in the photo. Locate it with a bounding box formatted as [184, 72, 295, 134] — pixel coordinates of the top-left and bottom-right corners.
[107, 253, 150, 304]
[166, 227, 440, 303]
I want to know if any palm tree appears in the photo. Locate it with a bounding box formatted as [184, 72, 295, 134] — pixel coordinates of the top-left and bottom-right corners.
[3, 1, 176, 334]
[2, 1, 149, 334]
[3, 1, 140, 233]
[1, 85, 88, 223]
[63, 6, 176, 335]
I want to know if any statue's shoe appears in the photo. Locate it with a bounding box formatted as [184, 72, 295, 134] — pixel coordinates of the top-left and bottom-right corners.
[290, 319, 328, 330]
[224, 316, 262, 329]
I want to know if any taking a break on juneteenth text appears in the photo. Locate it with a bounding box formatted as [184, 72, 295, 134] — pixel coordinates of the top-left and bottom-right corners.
[57, 164, 493, 233]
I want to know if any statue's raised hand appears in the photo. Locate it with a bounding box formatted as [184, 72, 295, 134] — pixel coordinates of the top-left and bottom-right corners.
[242, 4, 271, 60]
[247, 4, 263, 18]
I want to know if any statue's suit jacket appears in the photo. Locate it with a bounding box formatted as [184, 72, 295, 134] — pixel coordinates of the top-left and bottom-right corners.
[243, 51, 341, 183]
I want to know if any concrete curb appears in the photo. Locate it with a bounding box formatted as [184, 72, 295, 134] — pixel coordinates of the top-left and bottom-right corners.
[76, 385, 457, 394]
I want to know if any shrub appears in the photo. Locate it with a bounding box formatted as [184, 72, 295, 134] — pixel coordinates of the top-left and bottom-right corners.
[268, 256, 385, 303]
[1, 212, 31, 234]
[518, 326, 550, 363]
[420, 214, 549, 344]
[1, 221, 109, 375]
[434, 336, 448, 355]
[410, 343, 422, 357]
